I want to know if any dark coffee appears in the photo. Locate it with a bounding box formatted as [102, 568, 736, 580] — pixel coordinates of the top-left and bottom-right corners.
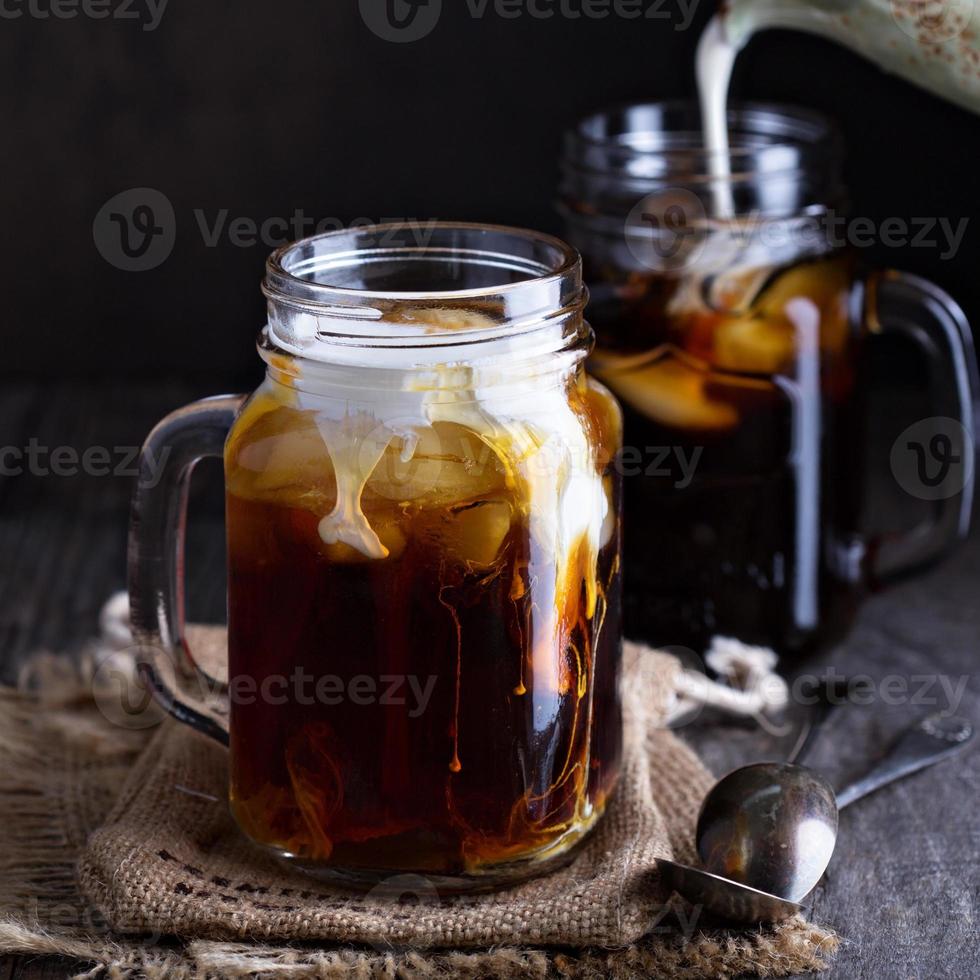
[224, 377, 623, 881]
[583, 249, 865, 654]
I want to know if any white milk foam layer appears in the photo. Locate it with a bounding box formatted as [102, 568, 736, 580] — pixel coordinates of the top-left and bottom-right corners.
[274, 310, 608, 580]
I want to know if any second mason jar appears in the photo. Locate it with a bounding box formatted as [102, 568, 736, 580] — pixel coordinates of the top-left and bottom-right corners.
[560, 101, 976, 658]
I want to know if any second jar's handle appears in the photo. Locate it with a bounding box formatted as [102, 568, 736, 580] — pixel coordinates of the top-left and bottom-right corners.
[865, 271, 979, 585]
[128, 394, 247, 746]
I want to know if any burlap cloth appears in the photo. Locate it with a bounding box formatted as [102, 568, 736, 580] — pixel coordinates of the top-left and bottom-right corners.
[0, 621, 838, 979]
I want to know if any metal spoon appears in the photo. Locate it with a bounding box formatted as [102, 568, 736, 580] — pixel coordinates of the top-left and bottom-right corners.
[686, 674, 857, 904]
[657, 712, 974, 924]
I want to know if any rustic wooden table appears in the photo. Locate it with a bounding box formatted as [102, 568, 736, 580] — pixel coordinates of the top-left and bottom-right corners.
[1, 381, 977, 979]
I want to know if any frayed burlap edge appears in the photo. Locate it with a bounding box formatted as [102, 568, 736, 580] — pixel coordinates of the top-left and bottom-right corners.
[0, 649, 839, 979]
[0, 921, 839, 980]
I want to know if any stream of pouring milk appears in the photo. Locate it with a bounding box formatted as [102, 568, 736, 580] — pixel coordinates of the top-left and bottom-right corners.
[696, 0, 980, 216]
[696, 15, 739, 220]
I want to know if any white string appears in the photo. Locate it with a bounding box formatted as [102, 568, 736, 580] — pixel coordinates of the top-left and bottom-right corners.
[666, 635, 789, 726]
[99, 591, 133, 649]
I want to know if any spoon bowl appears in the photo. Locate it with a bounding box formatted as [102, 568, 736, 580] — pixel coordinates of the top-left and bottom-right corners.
[696, 762, 839, 903]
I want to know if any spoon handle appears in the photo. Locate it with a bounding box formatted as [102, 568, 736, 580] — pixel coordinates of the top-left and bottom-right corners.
[786, 679, 852, 765]
[835, 713, 974, 809]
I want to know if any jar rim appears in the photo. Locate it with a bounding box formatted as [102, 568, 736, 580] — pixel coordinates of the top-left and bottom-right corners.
[260, 222, 590, 366]
[560, 99, 845, 225]
[564, 100, 840, 174]
[264, 221, 581, 307]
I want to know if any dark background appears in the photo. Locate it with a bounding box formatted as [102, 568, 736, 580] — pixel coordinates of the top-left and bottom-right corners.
[1, 0, 978, 385]
[1, 8, 979, 977]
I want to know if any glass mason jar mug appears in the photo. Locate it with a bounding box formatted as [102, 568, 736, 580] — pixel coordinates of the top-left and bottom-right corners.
[129, 223, 624, 890]
[560, 102, 978, 657]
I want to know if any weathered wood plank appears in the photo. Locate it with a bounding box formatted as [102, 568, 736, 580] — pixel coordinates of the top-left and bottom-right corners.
[5, 957, 94, 980]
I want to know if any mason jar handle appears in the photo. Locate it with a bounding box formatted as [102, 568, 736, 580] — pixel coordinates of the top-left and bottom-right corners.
[128, 394, 247, 746]
[865, 271, 979, 585]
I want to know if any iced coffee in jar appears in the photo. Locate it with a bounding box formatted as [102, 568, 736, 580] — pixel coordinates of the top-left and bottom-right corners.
[128, 223, 624, 890]
[560, 103, 976, 657]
